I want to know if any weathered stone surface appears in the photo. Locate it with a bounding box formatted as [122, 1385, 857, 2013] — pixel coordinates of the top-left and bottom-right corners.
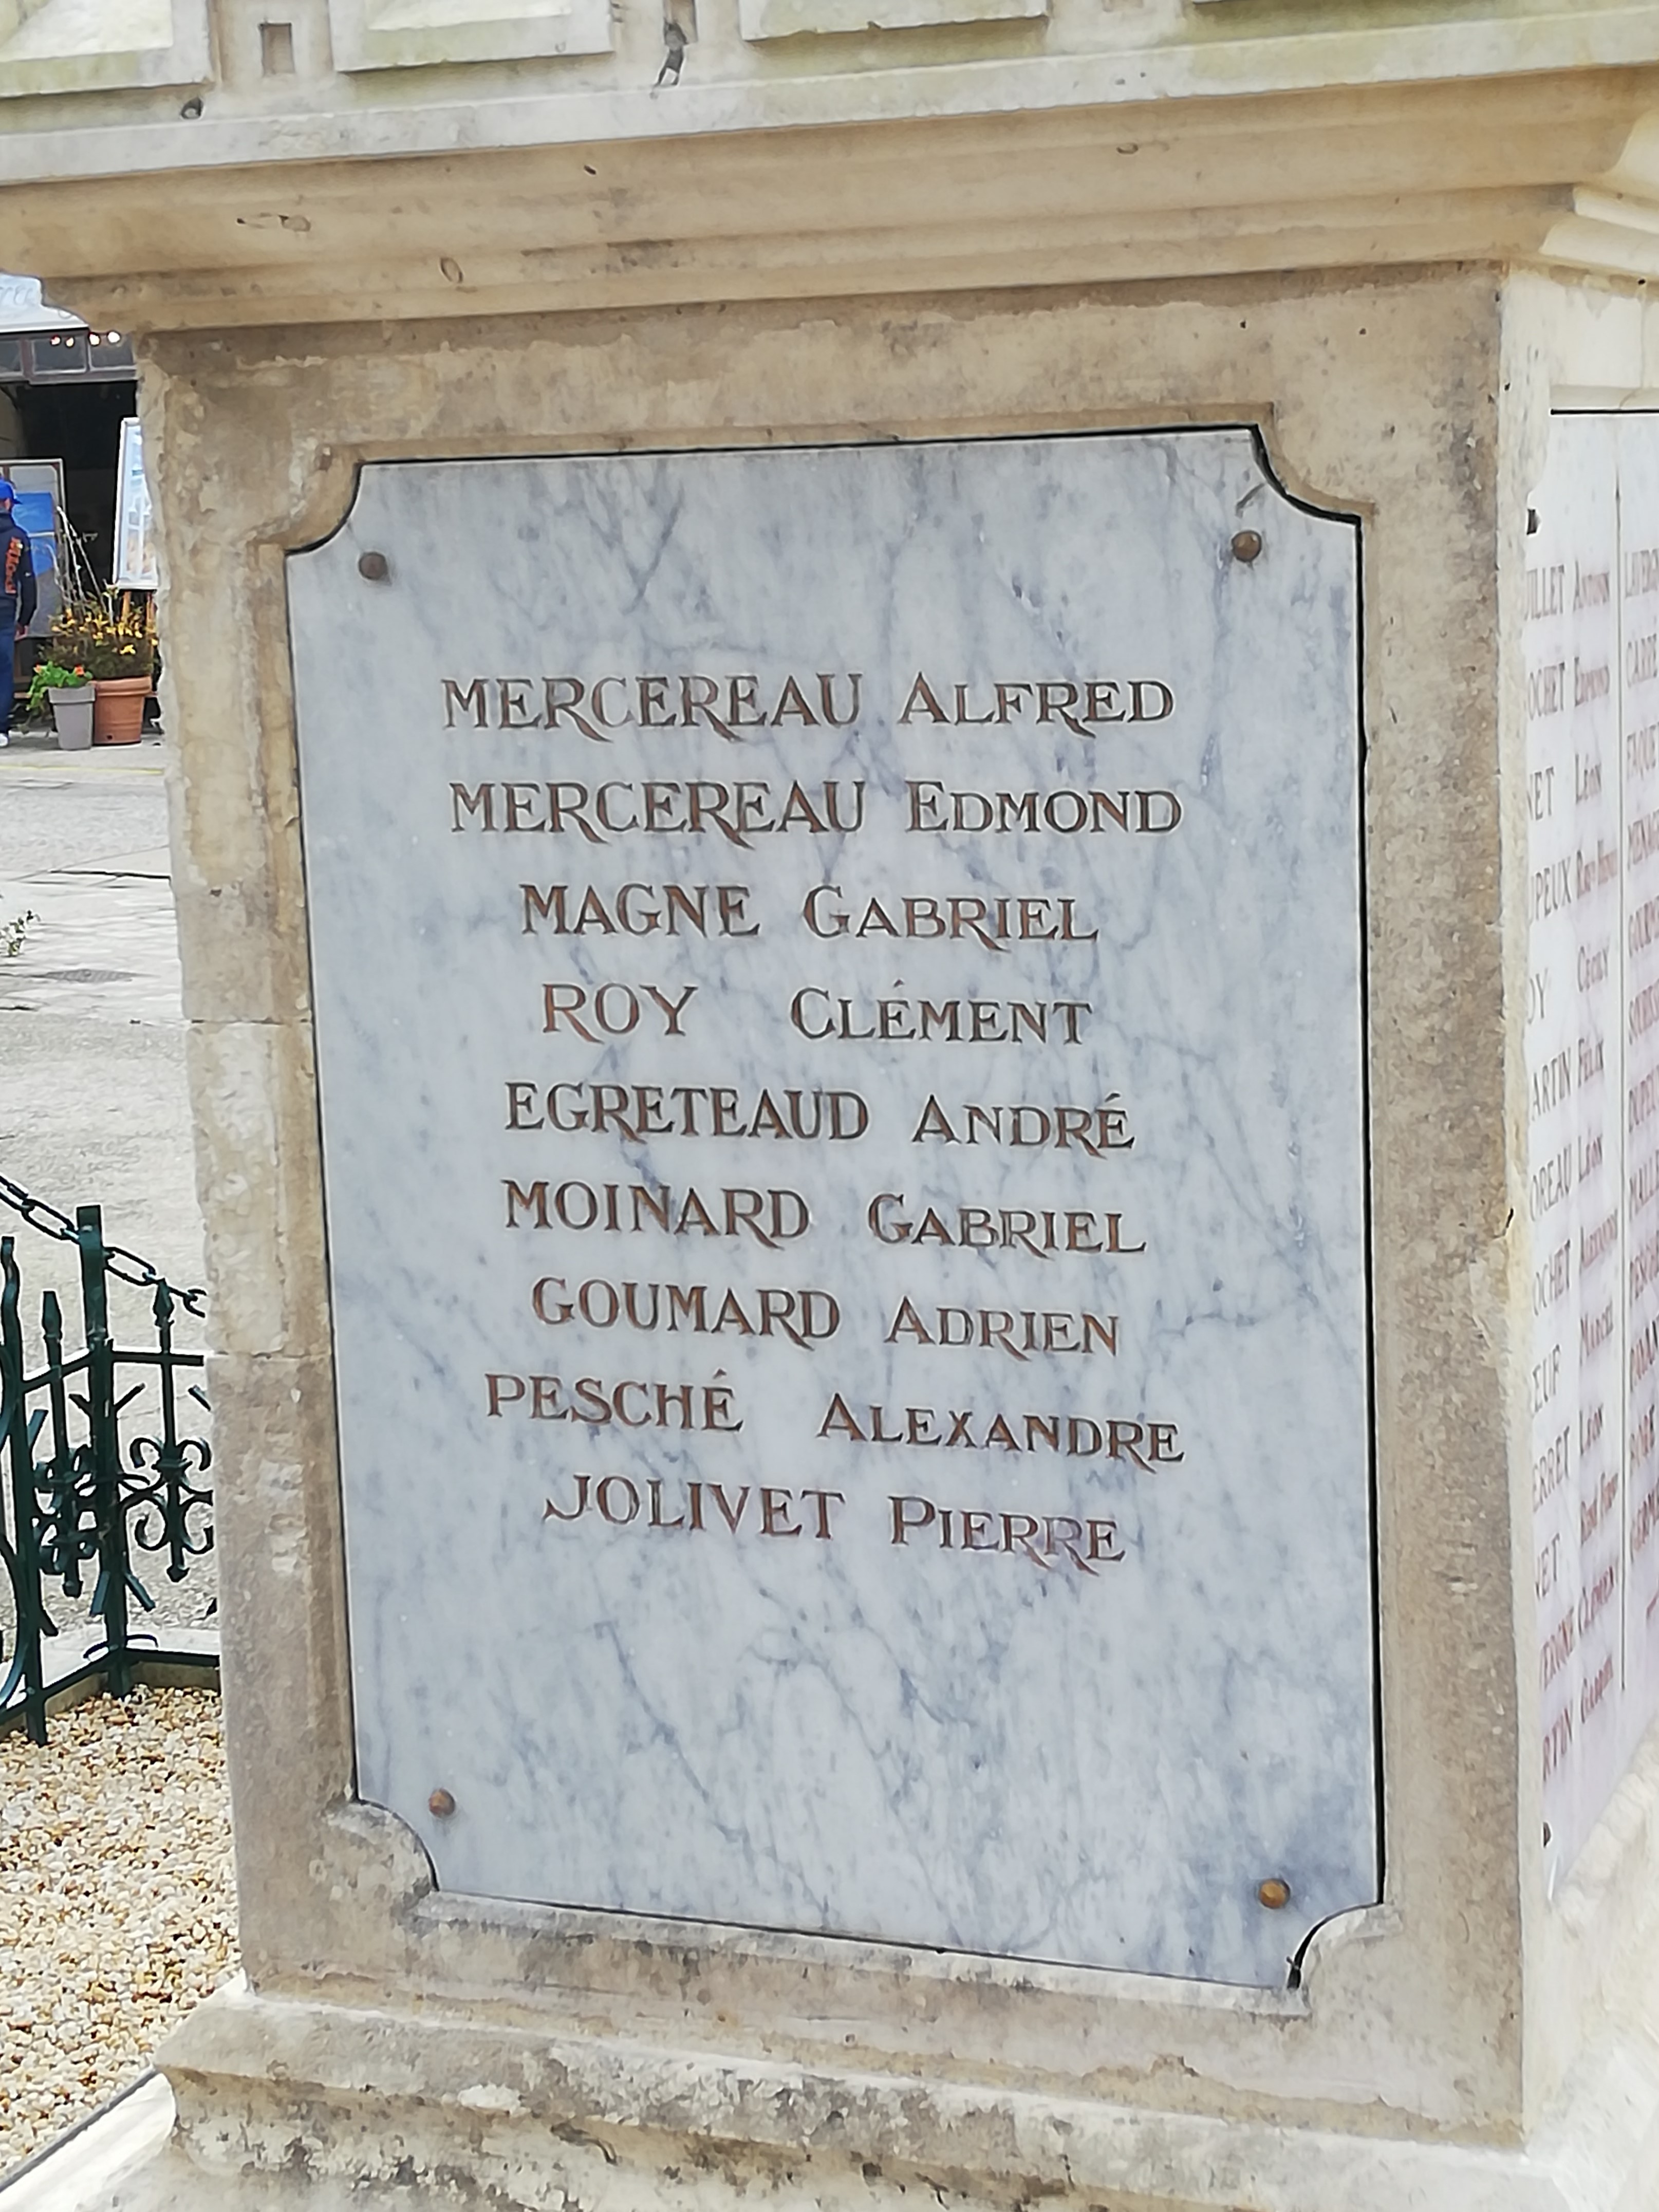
[150, 269, 1548, 2162]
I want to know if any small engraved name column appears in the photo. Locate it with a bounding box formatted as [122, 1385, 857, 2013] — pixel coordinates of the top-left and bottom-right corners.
[1570, 505, 1624, 1825]
[1621, 430, 1659, 1746]
[1526, 425, 1620, 1858]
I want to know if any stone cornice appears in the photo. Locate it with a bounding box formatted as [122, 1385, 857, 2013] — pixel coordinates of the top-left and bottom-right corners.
[8, 67, 1659, 331]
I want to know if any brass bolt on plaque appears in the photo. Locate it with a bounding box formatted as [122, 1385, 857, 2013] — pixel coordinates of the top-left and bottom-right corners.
[428, 1788, 456, 1818]
[1257, 1878, 1291, 1910]
[358, 550, 390, 581]
[1231, 529, 1264, 564]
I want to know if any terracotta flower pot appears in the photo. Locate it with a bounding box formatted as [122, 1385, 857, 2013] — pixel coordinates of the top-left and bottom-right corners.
[91, 674, 151, 745]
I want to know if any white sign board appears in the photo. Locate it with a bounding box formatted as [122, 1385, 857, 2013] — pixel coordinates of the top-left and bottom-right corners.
[289, 433, 1376, 1987]
[112, 416, 157, 591]
[0, 272, 82, 336]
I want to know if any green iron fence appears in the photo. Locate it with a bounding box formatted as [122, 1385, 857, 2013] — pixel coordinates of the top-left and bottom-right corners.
[0, 1182, 213, 1742]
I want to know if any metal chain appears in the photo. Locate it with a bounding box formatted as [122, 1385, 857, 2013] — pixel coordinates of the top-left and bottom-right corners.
[0, 1172, 207, 1317]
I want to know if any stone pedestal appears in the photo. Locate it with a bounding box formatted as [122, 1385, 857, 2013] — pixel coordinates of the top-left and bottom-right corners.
[10, 9, 1659, 2207]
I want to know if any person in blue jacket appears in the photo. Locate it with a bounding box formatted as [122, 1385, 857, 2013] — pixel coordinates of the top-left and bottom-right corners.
[0, 479, 39, 748]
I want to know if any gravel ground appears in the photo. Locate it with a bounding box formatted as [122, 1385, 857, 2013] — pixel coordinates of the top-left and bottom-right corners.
[0, 1687, 237, 2171]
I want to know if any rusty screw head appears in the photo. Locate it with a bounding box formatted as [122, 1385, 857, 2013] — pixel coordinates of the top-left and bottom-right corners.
[1257, 1876, 1291, 1910]
[358, 550, 390, 581]
[1231, 529, 1264, 564]
[428, 1788, 456, 1818]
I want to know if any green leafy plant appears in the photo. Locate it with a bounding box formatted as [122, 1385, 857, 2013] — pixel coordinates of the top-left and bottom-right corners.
[25, 658, 91, 712]
[3, 910, 38, 959]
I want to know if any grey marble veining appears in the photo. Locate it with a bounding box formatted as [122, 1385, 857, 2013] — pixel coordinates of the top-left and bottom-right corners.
[287, 431, 1375, 1987]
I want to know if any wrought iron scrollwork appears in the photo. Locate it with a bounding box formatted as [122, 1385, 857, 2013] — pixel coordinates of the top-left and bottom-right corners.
[128, 1283, 215, 1583]
[0, 1203, 212, 1742]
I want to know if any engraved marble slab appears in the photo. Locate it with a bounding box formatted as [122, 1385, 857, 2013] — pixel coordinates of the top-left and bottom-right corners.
[1525, 419, 1622, 1870]
[1526, 415, 1659, 1884]
[287, 431, 1376, 1987]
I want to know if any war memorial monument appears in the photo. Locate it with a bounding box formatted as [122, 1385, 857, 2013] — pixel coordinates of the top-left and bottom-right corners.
[7, 1, 1659, 2204]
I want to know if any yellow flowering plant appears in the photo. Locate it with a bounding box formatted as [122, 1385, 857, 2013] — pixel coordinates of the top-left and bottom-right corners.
[51, 598, 157, 680]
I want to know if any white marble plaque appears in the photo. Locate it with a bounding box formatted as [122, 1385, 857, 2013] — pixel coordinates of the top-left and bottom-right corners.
[1526, 414, 1659, 1882]
[1526, 423, 1622, 1864]
[1619, 425, 1659, 1760]
[288, 432, 1376, 1987]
